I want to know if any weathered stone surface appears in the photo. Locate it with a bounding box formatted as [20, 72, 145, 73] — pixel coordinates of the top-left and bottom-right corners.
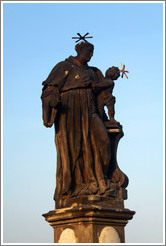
[58, 228, 77, 243]
[56, 195, 125, 209]
[41, 37, 135, 243]
[43, 204, 135, 243]
[41, 41, 129, 206]
[99, 226, 121, 243]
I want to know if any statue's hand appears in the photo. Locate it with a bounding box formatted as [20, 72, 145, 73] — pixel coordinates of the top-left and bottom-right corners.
[105, 66, 120, 80]
[41, 86, 61, 128]
[42, 86, 61, 108]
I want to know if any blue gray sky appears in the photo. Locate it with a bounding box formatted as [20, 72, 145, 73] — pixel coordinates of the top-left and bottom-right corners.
[2, 1, 164, 243]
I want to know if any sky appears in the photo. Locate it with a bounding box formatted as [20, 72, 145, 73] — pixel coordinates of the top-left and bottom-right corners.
[1, 1, 164, 244]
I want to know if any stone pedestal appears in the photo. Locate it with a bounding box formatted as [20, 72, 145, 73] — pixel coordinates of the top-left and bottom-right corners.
[43, 197, 135, 243]
[43, 126, 135, 243]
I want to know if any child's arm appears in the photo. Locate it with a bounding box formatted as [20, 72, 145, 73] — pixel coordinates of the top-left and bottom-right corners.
[90, 66, 114, 89]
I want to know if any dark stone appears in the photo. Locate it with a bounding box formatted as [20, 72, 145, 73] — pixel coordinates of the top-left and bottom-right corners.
[55, 195, 124, 210]
[41, 39, 135, 242]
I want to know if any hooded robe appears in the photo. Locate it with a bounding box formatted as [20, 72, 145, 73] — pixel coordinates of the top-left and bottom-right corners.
[42, 56, 111, 201]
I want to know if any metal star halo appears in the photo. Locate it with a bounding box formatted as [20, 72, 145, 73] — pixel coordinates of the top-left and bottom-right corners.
[72, 33, 93, 43]
[120, 63, 129, 79]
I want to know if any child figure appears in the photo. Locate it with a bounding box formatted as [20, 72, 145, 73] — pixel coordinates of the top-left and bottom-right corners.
[96, 66, 120, 128]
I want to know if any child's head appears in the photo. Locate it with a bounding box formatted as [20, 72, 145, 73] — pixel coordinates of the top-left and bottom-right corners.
[105, 66, 120, 81]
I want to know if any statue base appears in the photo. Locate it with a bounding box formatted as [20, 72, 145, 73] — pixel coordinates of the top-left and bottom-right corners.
[43, 199, 135, 243]
[43, 125, 135, 243]
[55, 193, 127, 209]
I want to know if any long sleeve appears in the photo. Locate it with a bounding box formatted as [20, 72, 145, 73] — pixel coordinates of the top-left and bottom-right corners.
[42, 61, 71, 90]
[41, 61, 71, 127]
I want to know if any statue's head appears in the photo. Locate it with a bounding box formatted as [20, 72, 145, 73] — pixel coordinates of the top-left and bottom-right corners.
[105, 66, 120, 81]
[75, 41, 94, 62]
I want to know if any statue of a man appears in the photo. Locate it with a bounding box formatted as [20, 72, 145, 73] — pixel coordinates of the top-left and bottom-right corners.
[41, 41, 121, 205]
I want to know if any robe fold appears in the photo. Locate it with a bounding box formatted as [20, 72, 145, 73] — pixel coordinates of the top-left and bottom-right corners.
[42, 56, 111, 200]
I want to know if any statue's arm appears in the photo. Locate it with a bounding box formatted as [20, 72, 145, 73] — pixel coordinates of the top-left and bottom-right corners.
[42, 61, 70, 89]
[90, 66, 114, 89]
[41, 61, 70, 127]
[41, 86, 61, 128]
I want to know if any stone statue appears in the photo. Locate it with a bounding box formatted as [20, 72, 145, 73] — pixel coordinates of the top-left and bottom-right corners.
[41, 40, 128, 208]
